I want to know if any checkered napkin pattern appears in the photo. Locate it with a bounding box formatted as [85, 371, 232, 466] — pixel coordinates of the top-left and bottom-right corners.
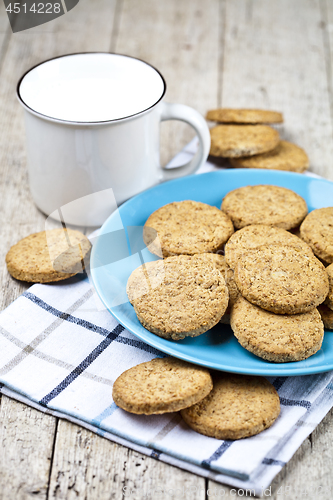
[0, 140, 332, 495]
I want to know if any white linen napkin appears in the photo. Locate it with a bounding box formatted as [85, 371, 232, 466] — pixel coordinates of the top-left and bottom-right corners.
[0, 139, 332, 496]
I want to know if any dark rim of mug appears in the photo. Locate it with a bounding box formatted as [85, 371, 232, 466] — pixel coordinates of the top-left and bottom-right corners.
[16, 52, 167, 125]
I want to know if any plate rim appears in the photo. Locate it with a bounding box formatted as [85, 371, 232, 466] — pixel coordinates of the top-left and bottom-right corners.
[91, 168, 333, 376]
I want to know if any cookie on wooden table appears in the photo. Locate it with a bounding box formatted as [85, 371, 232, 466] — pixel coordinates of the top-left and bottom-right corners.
[318, 304, 333, 330]
[221, 185, 308, 230]
[112, 357, 213, 415]
[231, 296, 324, 362]
[206, 108, 283, 124]
[143, 200, 234, 258]
[229, 141, 309, 173]
[325, 263, 333, 310]
[210, 125, 280, 158]
[224, 224, 313, 270]
[133, 255, 229, 340]
[300, 207, 333, 264]
[6, 228, 91, 283]
[181, 373, 280, 439]
[234, 244, 329, 315]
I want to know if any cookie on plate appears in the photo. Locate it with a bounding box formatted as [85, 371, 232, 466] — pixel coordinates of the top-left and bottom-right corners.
[143, 200, 234, 258]
[6, 228, 91, 283]
[126, 260, 160, 305]
[325, 263, 333, 310]
[234, 244, 329, 314]
[224, 224, 313, 270]
[188, 253, 240, 324]
[181, 373, 280, 439]
[318, 304, 333, 330]
[231, 296, 324, 362]
[133, 255, 229, 340]
[112, 357, 213, 415]
[210, 125, 280, 158]
[221, 185, 308, 230]
[229, 141, 309, 173]
[300, 207, 333, 264]
[206, 108, 283, 124]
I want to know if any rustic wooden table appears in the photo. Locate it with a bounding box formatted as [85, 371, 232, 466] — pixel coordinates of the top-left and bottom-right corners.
[0, 0, 333, 498]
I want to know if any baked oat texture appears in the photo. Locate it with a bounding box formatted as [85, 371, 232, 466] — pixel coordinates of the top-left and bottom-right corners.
[6, 228, 91, 283]
[181, 373, 280, 439]
[229, 141, 309, 173]
[318, 304, 333, 330]
[133, 255, 229, 340]
[224, 224, 314, 270]
[209, 124, 280, 158]
[300, 207, 333, 264]
[231, 296, 324, 362]
[112, 357, 213, 415]
[143, 200, 234, 258]
[325, 263, 333, 310]
[206, 108, 283, 124]
[221, 185, 308, 230]
[234, 244, 329, 314]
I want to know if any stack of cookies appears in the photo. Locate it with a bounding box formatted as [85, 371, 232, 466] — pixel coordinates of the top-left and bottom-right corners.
[112, 356, 281, 440]
[128, 184, 332, 364]
[206, 108, 309, 173]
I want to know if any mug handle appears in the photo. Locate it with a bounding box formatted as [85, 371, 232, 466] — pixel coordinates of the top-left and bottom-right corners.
[160, 102, 211, 181]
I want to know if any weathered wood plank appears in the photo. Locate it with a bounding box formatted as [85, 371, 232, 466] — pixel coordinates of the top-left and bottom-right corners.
[115, 0, 220, 165]
[0, 396, 56, 500]
[0, 2, 119, 499]
[48, 419, 206, 500]
[219, 0, 333, 180]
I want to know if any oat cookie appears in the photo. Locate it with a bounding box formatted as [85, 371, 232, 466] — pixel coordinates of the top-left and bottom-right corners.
[234, 244, 329, 314]
[188, 253, 239, 324]
[221, 185, 308, 230]
[181, 373, 280, 439]
[231, 296, 324, 362]
[143, 200, 234, 258]
[318, 304, 333, 330]
[229, 141, 309, 173]
[126, 261, 160, 305]
[300, 208, 333, 264]
[6, 228, 91, 283]
[210, 125, 280, 158]
[324, 263, 333, 310]
[112, 357, 213, 415]
[133, 255, 229, 340]
[224, 224, 313, 270]
[206, 108, 283, 124]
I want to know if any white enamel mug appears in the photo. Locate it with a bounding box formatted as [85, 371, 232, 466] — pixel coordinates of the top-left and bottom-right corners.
[17, 53, 211, 226]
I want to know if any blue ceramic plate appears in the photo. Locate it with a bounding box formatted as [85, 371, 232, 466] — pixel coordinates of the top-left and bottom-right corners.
[91, 169, 333, 376]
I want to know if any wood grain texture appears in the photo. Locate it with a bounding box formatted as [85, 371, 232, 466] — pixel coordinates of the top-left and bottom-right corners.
[0, 0, 333, 498]
[0, 396, 56, 500]
[115, 0, 220, 165]
[48, 420, 206, 500]
[220, 0, 333, 180]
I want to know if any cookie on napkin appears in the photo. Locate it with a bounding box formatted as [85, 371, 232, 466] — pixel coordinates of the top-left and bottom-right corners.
[112, 357, 213, 415]
[181, 373, 280, 439]
[6, 228, 91, 283]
